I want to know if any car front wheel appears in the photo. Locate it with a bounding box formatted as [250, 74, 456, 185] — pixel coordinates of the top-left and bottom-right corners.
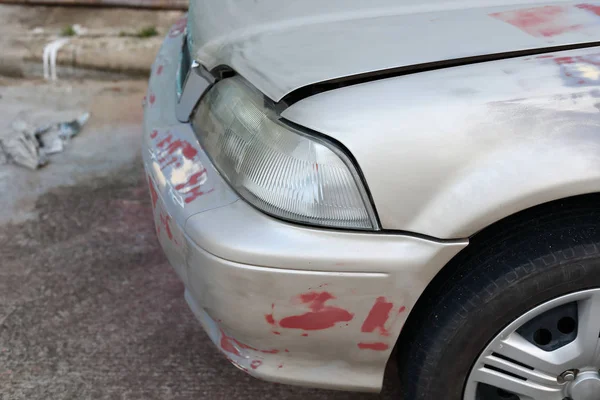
[398, 199, 600, 400]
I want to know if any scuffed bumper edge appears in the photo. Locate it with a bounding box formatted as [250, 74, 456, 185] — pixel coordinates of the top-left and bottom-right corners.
[180, 199, 467, 392]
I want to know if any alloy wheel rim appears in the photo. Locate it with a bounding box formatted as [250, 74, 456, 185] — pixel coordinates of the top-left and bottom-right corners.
[463, 289, 600, 400]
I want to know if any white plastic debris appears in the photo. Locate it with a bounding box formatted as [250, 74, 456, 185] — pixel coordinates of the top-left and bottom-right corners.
[1, 113, 91, 170]
[1, 131, 48, 170]
[58, 112, 90, 140]
[43, 138, 64, 155]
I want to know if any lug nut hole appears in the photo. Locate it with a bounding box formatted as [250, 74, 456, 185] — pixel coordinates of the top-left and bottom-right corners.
[557, 317, 576, 334]
[534, 328, 552, 346]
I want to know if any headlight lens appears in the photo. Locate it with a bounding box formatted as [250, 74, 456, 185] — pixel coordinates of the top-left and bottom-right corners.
[191, 76, 377, 230]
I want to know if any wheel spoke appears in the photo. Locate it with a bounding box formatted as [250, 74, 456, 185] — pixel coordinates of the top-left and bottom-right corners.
[480, 353, 557, 386]
[466, 290, 600, 400]
[574, 292, 600, 366]
[493, 333, 567, 376]
[470, 365, 563, 400]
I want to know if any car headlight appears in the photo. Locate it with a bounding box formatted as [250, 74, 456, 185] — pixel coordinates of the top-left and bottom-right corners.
[191, 76, 378, 230]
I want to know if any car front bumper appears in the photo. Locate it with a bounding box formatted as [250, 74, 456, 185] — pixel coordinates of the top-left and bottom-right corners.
[142, 20, 468, 393]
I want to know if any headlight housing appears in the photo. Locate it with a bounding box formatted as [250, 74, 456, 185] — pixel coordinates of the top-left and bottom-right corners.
[191, 76, 378, 230]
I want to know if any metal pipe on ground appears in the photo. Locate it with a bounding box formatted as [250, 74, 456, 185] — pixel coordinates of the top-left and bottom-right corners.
[0, 0, 187, 9]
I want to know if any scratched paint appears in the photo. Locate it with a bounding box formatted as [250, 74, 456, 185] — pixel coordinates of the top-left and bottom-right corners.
[562, 54, 600, 86]
[490, 5, 589, 38]
[540, 53, 600, 86]
[250, 360, 263, 370]
[361, 296, 394, 336]
[278, 292, 354, 331]
[174, 169, 207, 190]
[233, 337, 279, 354]
[149, 129, 214, 205]
[219, 328, 279, 356]
[357, 342, 389, 351]
[169, 16, 187, 38]
[147, 176, 158, 210]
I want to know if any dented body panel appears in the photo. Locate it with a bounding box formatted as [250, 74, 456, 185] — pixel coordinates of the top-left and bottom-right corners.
[283, 46, 600, 238]
[188, 0, 600, 102]
[143, 25, 466, 392]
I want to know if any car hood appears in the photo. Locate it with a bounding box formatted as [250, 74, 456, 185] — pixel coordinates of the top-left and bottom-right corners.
[188, 0, 600, 102]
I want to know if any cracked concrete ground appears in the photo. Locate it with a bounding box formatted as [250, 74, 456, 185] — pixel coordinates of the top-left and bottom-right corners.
[0, 79, 402, 399]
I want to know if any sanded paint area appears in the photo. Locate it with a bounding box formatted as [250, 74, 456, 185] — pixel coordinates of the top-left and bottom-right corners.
[0, 79, 401, 399]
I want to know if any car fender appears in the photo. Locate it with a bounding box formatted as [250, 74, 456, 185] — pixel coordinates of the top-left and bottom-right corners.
[282, 47, 600, 239]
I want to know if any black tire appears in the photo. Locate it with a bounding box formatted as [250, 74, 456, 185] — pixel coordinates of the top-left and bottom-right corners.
[397, 197, 600, 400]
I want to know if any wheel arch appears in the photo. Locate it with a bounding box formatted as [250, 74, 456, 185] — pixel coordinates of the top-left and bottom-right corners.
[394, 192, 600, 364]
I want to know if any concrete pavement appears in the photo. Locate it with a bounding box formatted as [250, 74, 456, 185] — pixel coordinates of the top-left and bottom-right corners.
[0, 78, 403, 399]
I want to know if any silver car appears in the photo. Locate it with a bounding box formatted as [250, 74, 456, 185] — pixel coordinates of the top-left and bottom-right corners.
[143, 1, 600, 399]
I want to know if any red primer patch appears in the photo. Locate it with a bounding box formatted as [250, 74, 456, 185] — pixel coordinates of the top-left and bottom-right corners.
[358, 342, 389, 351]
[265, 314, 276, 326]
[277, 364, 284, 369]
[184, 187, 214, 204]
[160, 213, 173, 241]
[490, 5, 581, 38]
[250, 360, 262, 370]
[554, 56, 576, 64]
[301, 333, 308, 337]
[536, 54, 555, 59]
[158, 156, 179, 171]
[147, 176, 158, 209]
[150, 130, 158, 139]
[156, 65, 164, 75]
[279, 291, 354, 331]
[163, 139, 198, 160]
[272, 331, 281, 335]
[576, 3, 600, 16]
[398, 306, 406, 314]
[149, 93, 156, 105]
[361, 297, 394, 336]
[156, 133, 173, 149]
[220, 330, 241, 357]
